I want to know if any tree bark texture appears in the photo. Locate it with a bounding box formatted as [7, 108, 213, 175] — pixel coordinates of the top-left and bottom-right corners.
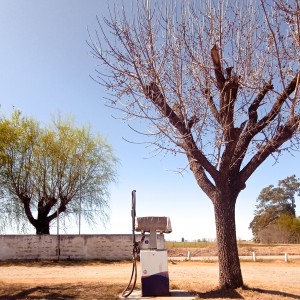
[35, 220, 50, 235]
[22, 198, 52, 234]
[214, 195, 243, 289]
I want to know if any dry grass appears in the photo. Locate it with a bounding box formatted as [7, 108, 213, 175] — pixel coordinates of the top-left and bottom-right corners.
[178, 283, 300, 300]
[0, 282, 124, 299]
[0, 280, 299, 300]
[167, 242, 300, 257]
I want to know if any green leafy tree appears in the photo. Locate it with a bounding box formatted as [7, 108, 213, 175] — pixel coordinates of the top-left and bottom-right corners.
[88, 0, 300, 288]
[277, 214, 300, 240]
[0, 112, 118, 234]
[250, 175, 300, 240]
[257, 214, 300, 243]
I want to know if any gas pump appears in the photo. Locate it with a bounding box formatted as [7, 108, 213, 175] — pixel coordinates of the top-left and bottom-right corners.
[122, 190, 172, 298]
[136, 216, 172, 297]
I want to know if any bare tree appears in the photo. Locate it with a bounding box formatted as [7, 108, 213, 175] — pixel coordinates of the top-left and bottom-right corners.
[272, 0, 300, 51]
[88, 0, 300, 288]
[257, 224, 291, 244]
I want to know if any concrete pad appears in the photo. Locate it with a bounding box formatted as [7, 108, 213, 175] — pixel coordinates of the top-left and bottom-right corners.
[119, 289, 197, 299]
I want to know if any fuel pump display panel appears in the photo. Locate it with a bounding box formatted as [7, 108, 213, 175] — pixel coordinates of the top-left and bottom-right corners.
[135, 216, 172, 233]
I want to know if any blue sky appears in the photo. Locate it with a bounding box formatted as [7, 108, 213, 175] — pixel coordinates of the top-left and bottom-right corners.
[1, 1, 299, 241]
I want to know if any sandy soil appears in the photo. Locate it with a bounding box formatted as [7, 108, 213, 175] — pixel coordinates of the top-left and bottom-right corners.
[0, 261, 300, 296]
[1, 244, 300, 299]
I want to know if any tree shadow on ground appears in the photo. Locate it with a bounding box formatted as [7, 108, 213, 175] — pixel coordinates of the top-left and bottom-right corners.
[0, 283, 124, 300]
[0, 286, 75, 300]
[198, 288, 244, 299]
[243, 286, 300, 300]
[197, 286, 300, 299]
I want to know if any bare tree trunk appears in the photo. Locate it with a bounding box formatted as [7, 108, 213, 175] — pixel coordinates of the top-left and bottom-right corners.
[35, 220, 50, 235]
[23, 198, 50, 234]
[214, 196, 243, 289]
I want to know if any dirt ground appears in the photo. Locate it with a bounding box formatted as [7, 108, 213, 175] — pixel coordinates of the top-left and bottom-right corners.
[0, 260, 300, 299]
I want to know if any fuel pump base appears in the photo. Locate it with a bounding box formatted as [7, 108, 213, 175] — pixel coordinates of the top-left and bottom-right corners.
[140, 249, 169, 297]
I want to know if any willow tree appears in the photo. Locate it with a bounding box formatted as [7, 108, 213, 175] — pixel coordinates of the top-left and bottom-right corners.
[0, 112, 118, 234]
[89, 0, 300, 288]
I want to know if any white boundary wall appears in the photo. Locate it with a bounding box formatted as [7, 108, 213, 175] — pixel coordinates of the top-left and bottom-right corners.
[0, 234, 139, 261]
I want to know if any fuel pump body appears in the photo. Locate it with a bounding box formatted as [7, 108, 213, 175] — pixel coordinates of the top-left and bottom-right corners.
[140, 249, 169, 296]
[135, 216, 172, 297]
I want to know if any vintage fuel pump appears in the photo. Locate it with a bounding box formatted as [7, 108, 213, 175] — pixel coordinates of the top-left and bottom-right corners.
[122, 190, 172, 298]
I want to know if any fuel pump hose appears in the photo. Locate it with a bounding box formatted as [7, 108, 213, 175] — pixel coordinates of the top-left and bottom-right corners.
[121, 190, 139, 298]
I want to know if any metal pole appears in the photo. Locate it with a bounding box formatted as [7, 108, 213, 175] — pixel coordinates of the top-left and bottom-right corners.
[57, 208, 59, 235]
[79, 170, 81, 235]
[57, 207, 60, 260]
[74, 153, 83, 235]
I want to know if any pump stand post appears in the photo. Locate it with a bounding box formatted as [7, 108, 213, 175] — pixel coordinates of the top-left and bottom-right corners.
[149, 229, 157, 249]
